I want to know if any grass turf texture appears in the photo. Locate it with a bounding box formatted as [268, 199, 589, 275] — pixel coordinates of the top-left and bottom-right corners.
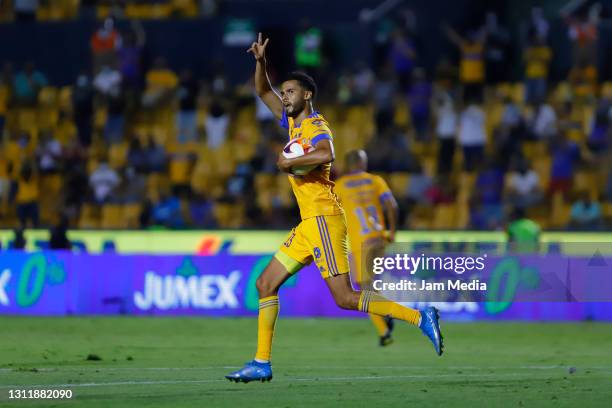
[1, 317, 611, 407]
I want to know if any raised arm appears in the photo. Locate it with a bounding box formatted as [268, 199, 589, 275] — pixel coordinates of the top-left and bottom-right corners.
[247, 33, 283, 120]
[442, 23, 464, 48]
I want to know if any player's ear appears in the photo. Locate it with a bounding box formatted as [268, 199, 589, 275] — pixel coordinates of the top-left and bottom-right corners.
[304, 90, 312, 101]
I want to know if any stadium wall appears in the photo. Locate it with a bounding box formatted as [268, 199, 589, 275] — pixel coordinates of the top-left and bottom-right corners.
[0, 230, 611, 321]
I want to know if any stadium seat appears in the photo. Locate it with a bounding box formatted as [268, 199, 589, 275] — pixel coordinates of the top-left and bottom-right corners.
[123, 203, 143, 229]
[78, 204, 100, 229]
[432, 203, 458, 230]
[550, 192, 571, 229]
[573, 170, 599, 199]
[108, 142, 128, 169]
[101, 204, 124, 229]
[407, 204, 433, 230]
[388, 172, 410, 199]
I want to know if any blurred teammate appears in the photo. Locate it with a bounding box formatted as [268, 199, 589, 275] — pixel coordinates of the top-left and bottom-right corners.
[335, 150, 398, 346]
[225, 34, 443, 384]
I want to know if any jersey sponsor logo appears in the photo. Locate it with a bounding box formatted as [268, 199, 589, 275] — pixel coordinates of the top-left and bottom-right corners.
[311, 120, 323, 126]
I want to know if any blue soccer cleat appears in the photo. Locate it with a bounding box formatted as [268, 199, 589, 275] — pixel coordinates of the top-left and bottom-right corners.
[379, 316, 395, 347]
[225, 360, 273, 383]
[419, 307, 444, 356]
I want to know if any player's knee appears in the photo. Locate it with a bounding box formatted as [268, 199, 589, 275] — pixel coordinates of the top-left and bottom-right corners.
[333, 292, 358, 310]
[256, 276, 274, 297]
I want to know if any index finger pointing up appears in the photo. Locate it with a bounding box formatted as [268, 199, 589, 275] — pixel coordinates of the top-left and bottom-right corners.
[258, 32, 262, 44]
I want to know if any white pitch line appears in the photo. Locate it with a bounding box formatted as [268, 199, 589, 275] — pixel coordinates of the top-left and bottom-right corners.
[1, 365, 610, 373]
[0, 372, 554, 390]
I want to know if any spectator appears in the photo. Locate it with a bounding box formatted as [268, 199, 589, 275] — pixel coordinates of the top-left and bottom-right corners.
[425, 175, 455, 205]
[527, 99, 557, 140]
[373, 64, 398, 133]
[351, 62, 375, 105]
[11, 228, 26, 249]
[89, 160, 120, 204]
[506, 159, 542, 209]
[118, 20, 145, 90]
[49, 218, 72, 250]
[408, 68, 431, 141]
[128, 137, 149, 173]
[205, 99, 229, 149]
[523, 34, 552, 104]
[569, 191, 602, 230]
[152, 193, 184, 228]
[142, 57, 178, 108]
[388, 28, 416, 91]
[458, 97, 486, 172]
[549, 133, 581, 197]
[15, 162, 39, 228]
[475, 160, 505, 228]
[63, 162, 88, 223]
[586, 100, 611, 154]
[527, 7, 549, 42]
[495, 97, 524, 171]
[145, 135, 168, 173]
[91, 17, 122, 72]
[94, 64, 122, 98]
[483, 12, 511, 85]
[36, 131, 62, 174]
[444, 24, 485, 102]
[434, 88, 458, 174]
[116, 167, 146, 204]
[177, 69, 200, 143]
[94, 65, 125, 144]
[13, 62, 47, 106]
[72, 73, 94, 146]
[189, 192, 216, 228]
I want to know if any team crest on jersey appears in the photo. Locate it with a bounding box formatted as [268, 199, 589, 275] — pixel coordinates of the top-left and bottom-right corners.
[313, 247, 321, 259]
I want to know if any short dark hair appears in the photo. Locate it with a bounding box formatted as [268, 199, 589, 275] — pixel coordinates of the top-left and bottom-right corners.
[284, 71, 317, 100]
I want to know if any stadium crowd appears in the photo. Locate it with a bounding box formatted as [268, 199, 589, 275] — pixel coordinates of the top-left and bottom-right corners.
[0, 2, 610, 231]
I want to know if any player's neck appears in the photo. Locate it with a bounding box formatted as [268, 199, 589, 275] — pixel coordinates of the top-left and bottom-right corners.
[293, 105, 314, 127]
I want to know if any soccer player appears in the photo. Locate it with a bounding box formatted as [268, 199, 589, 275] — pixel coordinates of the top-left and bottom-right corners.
[335, 150, 398, 347]
[225, 34, 443, 383]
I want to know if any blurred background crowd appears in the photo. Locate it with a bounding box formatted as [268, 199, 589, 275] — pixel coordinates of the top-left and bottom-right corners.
[0, 0, 611, 232]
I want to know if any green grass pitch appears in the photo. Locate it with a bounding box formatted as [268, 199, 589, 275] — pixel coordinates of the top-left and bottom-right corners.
[1, 316, 611, 407]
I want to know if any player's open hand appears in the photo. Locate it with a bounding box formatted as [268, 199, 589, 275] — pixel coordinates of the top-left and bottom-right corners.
[247, 32, 269, 61]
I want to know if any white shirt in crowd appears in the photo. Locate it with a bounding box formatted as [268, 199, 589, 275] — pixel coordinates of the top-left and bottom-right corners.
[531, 104, 557, 139]
[89, 163, 120, 202]
[458, 105, 486, 146]
[509, 170, 540, 195]
[205, 114, 230, 149]
[435, 92, 457, 139]
[38, 139, 62, 171]
[93, 67, 122, 97]
[255, 94, 275, 122]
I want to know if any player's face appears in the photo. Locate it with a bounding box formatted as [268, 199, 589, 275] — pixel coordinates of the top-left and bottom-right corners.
[280, 80, 309, 117]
